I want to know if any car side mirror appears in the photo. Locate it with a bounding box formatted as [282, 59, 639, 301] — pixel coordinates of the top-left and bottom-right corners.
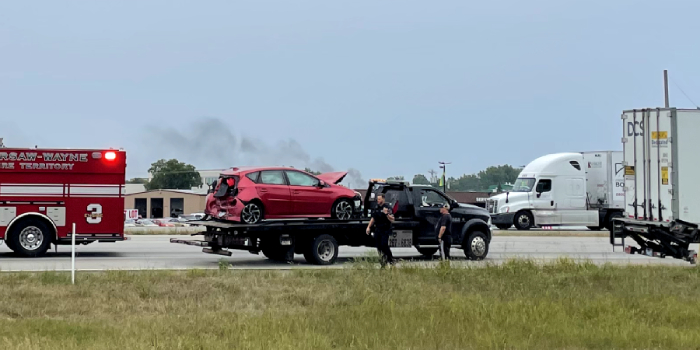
[318, 180, 326, 188]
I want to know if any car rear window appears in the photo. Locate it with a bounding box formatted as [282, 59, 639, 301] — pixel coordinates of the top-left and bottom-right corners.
[246, 171, 260, 183]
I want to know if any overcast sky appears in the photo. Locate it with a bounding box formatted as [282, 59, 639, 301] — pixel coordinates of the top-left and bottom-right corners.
[2, 1, 699, 183]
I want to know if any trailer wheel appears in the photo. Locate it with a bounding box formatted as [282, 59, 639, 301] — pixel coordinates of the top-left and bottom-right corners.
[7, 219, 53, 257]
[513, 211, 533, 231]
[416, 247, 439, 257]
[606, 212, 623, 231]
[303, 234, 339, 265]
[463, 231, 489, 260]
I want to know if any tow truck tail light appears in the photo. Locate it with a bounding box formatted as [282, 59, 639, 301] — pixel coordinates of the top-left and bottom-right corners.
[227, 178, 235, 187]
[105, 151, 116, 161]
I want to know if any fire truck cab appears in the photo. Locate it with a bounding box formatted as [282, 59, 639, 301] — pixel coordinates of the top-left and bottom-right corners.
[0, 148, 127, 257]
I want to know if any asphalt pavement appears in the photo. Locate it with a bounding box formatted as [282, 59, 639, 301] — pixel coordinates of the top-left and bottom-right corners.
[0, 235, 696, 271]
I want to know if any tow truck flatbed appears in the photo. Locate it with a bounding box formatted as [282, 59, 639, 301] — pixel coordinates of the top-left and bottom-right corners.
[171, 179, 492, 265]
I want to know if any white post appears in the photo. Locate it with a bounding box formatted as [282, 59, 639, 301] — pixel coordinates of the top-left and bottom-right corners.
[71, 222, 76, 284]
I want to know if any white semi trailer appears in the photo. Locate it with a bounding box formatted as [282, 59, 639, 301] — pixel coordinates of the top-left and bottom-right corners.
[487, 151, 624, 231]
[611, 108, 700, 264]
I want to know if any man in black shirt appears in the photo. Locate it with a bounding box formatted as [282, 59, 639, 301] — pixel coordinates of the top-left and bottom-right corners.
[436, 204, 453, 260]
[366, 193, 395, 267]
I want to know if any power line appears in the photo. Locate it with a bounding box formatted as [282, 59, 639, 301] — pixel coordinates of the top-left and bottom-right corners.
[669, 75, 699, 108]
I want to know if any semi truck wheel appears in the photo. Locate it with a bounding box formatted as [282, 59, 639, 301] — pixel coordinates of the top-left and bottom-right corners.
[7, 219, 53, 257]
[303, 234, 339, 265]
[513, 211, 533, 231]
[463, 231, 489, 260]
[416, 247, 438, 257]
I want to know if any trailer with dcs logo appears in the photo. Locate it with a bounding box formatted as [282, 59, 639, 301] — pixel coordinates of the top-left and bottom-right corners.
[611, 108, 700, 264]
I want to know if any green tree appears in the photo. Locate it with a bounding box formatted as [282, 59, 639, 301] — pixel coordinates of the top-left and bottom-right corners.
[412, 174, 430, 185]
[477, 165, 520, 190]
[304, 168, 322, 175]
[145, 159, 201, 190]
[126, 178, 149, 184]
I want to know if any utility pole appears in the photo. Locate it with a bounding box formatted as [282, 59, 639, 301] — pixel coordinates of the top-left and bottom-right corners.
[438, 162, 450, 193]
[664, 69, 670, 108]
[428, 169, 437, 183]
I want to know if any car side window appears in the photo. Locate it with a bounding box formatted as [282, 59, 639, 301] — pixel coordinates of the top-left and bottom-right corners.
[537, 179, 552, 192]
[285, 171, 319, 187]
[420, 189, 449, 208]
[246, 171, 260, 183]
[260, 170, 286, 185]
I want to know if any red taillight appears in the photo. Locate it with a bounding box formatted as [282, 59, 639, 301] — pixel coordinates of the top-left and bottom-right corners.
[105, 151, 116, 161]
[227, 178, 235, 187]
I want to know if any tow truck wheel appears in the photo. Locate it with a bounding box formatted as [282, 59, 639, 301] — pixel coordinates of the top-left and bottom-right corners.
[261, 246, 292, 262]
[332, 199, 354, 220]
[303, 234, 339, 265]
[416, 247, 439, 257]
[513, 211, 533, 231]
[463, 231, 489, 260]
[8, 219, 53, 257]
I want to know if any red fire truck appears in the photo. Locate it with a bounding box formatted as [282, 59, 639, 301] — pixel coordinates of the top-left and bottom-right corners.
[0, 148, 127, 257]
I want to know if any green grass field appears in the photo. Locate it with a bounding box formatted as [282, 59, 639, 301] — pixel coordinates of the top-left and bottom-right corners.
[2, 259, 699, 349]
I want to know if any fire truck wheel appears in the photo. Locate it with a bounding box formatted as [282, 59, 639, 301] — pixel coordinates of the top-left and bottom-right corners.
[8, 219, 53, 257]
[463, 231, 489, 260]
[303, 234, 339, 265]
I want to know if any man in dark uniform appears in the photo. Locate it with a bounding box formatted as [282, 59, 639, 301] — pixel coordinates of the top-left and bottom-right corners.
[436, 204, 453, 260]
[366, 193, 395, 267]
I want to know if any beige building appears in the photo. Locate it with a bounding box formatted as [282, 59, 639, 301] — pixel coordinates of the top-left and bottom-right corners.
[125, 189, 207, 219]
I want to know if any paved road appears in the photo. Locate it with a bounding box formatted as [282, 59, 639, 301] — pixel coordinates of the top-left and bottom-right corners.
[1, 235, 697, 271]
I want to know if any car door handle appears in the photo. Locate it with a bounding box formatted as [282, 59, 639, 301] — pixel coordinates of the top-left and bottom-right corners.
[292, 191, 300, 194]
[260, 189, 268, 193]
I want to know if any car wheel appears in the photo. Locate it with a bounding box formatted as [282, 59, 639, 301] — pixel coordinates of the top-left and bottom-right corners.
[463, 231, 489, 260]
[495, 224, 512, 230]
[332, 199, 353, 220]
[303, 234, 339, 265]
[416, 247, 439, 257]
[8, 219, 53, 257]
[513, 211, 533, 231]
[241, 202, 264, 224]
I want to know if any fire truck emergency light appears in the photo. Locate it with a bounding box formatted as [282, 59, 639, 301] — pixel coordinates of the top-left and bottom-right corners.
[105, 151, 117, 161]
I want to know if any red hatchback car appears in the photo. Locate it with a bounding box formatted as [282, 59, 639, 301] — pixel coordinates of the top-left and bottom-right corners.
[205, 167, 363, 224]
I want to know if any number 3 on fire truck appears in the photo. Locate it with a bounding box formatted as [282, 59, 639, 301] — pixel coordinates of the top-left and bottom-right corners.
[85, 204, 103, 224]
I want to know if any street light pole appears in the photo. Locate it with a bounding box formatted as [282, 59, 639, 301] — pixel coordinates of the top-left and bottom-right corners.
[438, 161, 451, 193]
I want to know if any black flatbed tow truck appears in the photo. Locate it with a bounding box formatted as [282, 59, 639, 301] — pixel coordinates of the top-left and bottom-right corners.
[171, 180, 492, 265]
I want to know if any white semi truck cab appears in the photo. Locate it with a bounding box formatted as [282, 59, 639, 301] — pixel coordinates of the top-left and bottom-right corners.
[487, 152, 624, 231]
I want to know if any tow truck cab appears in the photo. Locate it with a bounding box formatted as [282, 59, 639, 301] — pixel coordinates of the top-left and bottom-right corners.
[366, 180, 492, 257]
